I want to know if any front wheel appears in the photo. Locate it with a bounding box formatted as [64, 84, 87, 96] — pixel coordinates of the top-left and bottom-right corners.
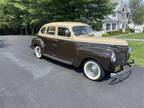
[34, 46, 42, 59]
[83, 60, 105, 81]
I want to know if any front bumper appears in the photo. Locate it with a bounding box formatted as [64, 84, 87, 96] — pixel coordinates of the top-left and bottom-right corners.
[109, 59, 135, 84]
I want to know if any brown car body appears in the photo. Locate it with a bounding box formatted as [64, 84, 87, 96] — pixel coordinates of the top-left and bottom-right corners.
[31, 22, 133, 76]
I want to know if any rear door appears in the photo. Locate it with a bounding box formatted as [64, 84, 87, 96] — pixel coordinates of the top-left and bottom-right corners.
[44, 26, 58, 56]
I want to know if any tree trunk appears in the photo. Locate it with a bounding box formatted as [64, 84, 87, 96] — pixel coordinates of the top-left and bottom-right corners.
[20, 28, 23, 35]
[24, 27, 28, 35]
[30, 25, 34, 35]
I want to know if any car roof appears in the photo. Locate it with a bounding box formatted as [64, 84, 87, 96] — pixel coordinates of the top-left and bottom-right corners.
[45, 22, 89, 27]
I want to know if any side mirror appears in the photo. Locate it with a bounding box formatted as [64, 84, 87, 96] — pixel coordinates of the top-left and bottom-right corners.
[65, 30, 71, 37]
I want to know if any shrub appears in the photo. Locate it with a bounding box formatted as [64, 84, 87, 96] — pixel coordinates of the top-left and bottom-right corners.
[126, 28, 134, 33]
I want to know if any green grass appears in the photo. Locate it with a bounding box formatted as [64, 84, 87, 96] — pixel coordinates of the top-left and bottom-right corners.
[128, 41, 144, 67]
[120, 33, 144, 39]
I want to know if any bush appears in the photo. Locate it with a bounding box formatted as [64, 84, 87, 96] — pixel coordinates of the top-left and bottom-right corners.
[126, 28, 134, 33]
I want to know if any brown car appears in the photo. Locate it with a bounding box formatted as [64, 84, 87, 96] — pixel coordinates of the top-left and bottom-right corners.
[30, 22, 134, 81]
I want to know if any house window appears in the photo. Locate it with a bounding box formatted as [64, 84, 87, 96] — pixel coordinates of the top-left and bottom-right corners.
[122, 23, 125, 29]
[112, 23, 117, 30]
[112, 13, 116, 17]
[106, 23, 111, 31]
[122, 12, 125, 17]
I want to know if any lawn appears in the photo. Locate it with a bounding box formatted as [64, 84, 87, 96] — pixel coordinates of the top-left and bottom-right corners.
[120, 33, 144, 39]
[128, 41, 144, 67]
[113, 33, 144, 67]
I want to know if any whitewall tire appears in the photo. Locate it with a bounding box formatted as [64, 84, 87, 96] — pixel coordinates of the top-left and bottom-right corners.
[83, 60, 105, 81]
[34, 46, 42, 59]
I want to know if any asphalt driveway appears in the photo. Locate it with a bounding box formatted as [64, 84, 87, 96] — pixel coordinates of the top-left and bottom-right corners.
[0, 36, 144, 108]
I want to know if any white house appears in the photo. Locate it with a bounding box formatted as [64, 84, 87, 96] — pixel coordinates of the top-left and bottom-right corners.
[129, 23, 144, 33]
[134, 25, 144, 33]
[103, 0, 128, 32]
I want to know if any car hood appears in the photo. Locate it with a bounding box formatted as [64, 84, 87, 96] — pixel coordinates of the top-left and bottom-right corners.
[74, 36, 128, 46]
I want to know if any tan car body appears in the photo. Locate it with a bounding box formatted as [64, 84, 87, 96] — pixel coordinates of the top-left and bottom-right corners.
[38, 22, 128, 46]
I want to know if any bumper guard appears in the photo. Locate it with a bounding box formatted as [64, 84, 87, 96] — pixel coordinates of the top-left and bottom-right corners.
[109, 59, 135, 85]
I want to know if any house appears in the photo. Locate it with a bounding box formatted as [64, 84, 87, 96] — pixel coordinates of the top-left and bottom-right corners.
[103, 0, 128, 32]
[129, 23, 144, 33]
[134, 25, 144, 33]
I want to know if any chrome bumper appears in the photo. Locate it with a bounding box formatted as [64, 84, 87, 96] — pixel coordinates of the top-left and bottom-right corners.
[109, 60, 135, 85]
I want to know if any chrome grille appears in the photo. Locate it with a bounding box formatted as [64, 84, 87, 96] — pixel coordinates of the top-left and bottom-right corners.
[112, 46, 129, 65]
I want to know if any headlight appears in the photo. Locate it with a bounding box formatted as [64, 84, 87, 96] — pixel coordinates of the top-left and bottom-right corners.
[111, 51, 116, 63]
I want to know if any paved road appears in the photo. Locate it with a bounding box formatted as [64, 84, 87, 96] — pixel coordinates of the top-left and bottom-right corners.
[0, 36, 144, 108]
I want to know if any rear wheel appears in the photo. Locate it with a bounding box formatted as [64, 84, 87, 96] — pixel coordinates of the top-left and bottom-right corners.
[34, 46, 42, 59]
[83, 60, 105, 81]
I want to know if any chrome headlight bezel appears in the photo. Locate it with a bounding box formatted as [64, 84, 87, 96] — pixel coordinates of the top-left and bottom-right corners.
[128, 47, 132, 54]
[111, 51, 117, 63]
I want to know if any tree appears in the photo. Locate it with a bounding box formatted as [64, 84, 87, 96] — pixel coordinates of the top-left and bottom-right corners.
[129, 0, 144, 25]
[0, 0, 16, 34]
[0, 0, 114, 35]
[47, 0, 114, 30]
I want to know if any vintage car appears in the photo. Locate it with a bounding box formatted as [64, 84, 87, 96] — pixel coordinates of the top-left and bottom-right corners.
[30, 22, 134, 81]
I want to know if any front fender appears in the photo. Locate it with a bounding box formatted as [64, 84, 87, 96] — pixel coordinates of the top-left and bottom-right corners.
[73, 44, 114, 72]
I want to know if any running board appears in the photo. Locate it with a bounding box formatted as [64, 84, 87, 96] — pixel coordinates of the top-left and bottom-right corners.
[43, 54, 72, 65]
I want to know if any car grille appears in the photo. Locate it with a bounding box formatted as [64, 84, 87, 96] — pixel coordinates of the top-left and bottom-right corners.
[112, 46, 129, 66]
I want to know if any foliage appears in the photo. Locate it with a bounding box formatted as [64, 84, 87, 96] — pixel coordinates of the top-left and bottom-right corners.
[0, 0, 18, 34]
[0, 0, 114, 35]
[129, 0, 144, 25]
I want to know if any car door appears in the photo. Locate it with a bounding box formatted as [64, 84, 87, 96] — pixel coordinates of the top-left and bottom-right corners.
[55, 27, 76, 63]
[44, 26, 58, 56]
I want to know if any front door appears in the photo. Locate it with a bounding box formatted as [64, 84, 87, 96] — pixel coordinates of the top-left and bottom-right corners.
[55, 27, 76, 63]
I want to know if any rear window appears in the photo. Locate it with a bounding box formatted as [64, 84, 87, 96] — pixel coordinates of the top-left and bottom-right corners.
[41, 27, 46, 34]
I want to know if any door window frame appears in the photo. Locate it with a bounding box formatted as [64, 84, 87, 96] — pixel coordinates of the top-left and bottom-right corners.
[46, 26, 56, 36]
[57, 27, 71, 37]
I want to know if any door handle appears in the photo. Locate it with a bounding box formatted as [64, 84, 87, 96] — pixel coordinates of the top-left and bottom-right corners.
[52, 39, 58, 42]
[51, 43, 57, 47]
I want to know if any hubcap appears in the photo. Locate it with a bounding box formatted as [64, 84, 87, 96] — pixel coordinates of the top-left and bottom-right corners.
[35, 46, 42, 58]
[84, 61, 101, 80]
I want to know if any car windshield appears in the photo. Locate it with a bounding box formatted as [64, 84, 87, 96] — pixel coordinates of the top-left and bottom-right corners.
[72, 26, 94, 36]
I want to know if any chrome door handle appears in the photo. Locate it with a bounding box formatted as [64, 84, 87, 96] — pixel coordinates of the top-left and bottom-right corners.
[52, 39, 58, 42]
[51, 43, 57, 47]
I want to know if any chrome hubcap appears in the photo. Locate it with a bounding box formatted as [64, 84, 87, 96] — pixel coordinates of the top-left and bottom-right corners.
[35, 46, 41, 58]
[84, 61, 101, 80]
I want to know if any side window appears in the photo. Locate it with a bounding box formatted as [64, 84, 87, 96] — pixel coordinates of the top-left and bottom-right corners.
[41, 27, 46, 34]
[47, 27, 55, 35]
[58, 27, 70, 37]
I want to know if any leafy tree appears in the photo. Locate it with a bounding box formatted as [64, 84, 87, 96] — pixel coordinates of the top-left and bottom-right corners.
[0, 0, 114, 35]
[129, 0, 144, 25]
[47, 0, 113, 30]
[0, 0, 15, 34]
